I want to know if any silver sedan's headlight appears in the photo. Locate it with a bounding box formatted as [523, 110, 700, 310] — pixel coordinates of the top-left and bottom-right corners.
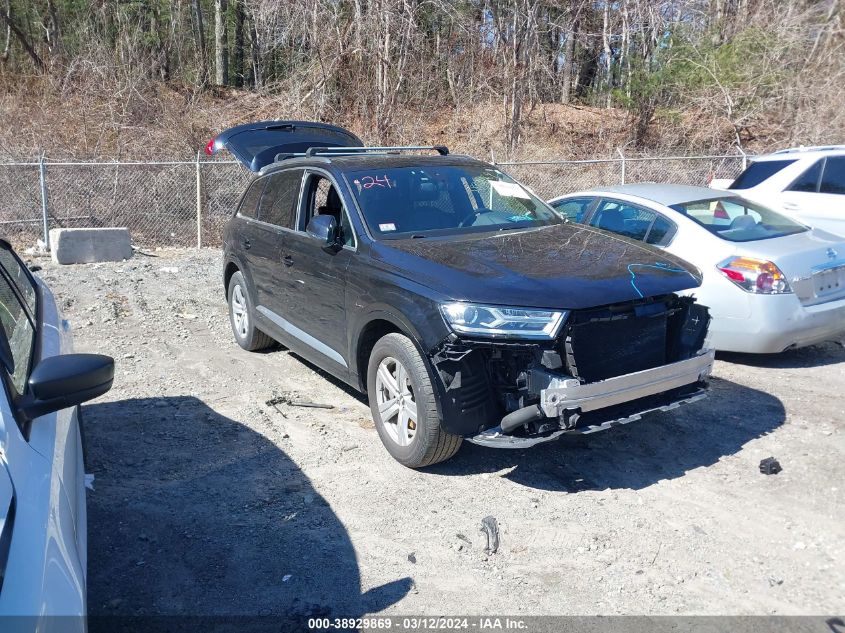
[440, 302, 568, 339]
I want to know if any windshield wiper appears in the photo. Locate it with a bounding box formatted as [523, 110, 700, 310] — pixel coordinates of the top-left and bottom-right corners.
[498, 224, 528, 231]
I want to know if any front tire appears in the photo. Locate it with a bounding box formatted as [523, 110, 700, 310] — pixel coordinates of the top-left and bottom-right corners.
[227, 271, 274, 351]
[367, 333, 461, 468]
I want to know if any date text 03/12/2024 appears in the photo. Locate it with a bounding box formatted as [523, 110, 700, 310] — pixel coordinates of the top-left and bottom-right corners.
[308, 617, 528, 630]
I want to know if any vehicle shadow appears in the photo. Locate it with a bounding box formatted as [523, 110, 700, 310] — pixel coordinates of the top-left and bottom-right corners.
[717, 341, 845, 369]
[84, 396, 410, 631]
[426, 376, 785, 492]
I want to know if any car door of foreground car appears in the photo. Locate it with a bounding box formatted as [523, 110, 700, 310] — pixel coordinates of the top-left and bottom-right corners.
[276, 169, 355, 376]
[0, 244, 86, 624]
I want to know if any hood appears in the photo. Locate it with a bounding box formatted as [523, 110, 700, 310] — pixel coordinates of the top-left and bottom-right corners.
[370, 224, 702, 310]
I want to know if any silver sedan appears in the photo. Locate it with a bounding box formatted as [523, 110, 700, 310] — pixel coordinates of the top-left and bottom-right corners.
[549, 184, 845, 353]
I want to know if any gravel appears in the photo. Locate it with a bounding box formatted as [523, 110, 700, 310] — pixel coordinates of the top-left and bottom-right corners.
[36, 248, 845, 617]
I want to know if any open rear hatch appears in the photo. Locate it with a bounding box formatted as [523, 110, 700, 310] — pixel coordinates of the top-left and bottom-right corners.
[206, 121, 363, 172]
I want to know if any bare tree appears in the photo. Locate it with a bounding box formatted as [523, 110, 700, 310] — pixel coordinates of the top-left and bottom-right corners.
[215, 0, 229, 85]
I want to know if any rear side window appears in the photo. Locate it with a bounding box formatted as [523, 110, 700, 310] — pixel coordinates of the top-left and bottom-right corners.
[258, 170, 303, 229]
[237, 179, 265, 219]
[551, 197, 594, 223]
[590, 200, 669, 243]
[820, 156, 845, 195]
[0, 253, 36, 394]
[731, 159, 796, 189]
[789, 160, 823, 193]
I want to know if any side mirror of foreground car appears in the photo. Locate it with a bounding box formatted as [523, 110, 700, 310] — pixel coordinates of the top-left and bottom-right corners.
[306, 215, 342, 253]
[18, 353, 115, 420]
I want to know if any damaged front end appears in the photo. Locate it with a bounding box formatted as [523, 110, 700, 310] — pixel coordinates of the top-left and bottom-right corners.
[430, 295, 713, 448]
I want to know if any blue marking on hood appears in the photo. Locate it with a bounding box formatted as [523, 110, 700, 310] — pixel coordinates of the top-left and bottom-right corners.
[627, 262, 694, 299]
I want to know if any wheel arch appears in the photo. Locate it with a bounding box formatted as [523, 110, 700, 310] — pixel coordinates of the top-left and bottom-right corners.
[223, 260, 240, 298]
[352, 311, 430, 393]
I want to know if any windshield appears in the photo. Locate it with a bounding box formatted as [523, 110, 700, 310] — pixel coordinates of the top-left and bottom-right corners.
[670, 197, 807, 242]
[345, 165, 561, 238]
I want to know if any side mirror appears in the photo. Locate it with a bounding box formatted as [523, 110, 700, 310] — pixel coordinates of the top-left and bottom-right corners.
[306, 215, 341, 253]
[19, 353, 114, 420]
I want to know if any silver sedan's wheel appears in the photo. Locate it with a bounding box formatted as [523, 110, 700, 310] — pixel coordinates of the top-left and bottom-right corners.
[375, 356, 418, 447]
[231, 284, 249, 338]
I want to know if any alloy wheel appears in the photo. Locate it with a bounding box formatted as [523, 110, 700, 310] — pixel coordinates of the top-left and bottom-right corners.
[375, 356, 418, 446]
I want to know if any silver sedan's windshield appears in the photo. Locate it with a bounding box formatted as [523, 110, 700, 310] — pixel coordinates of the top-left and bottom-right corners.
[345, 165, 561, 238]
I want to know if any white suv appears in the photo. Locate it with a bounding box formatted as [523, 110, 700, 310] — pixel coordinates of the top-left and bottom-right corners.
[719, 145, 845, 236]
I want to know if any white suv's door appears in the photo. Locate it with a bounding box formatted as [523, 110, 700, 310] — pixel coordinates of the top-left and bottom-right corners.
[780, 156, 845, 236]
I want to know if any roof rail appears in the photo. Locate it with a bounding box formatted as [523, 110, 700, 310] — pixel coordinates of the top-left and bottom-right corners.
[772, 145, 845, 155]
[304, 145, 449, 158]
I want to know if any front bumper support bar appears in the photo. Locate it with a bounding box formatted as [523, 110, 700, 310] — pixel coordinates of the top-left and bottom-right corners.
[467, 350, 715, 449]
[538, 349, 714, 418]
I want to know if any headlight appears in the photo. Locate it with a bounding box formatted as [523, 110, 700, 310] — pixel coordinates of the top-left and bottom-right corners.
[440, 302, 567, 339]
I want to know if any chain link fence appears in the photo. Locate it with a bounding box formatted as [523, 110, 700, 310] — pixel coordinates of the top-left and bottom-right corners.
[499, 154, 748, 201]
[0, 153, 748, 250]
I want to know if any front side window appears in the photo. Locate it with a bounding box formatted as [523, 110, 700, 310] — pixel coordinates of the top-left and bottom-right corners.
[550, 197, 594, 223]
[0, 252, 36, 394]
[670, 197, 807, 242]
[257, 169, 303, 229]
[589, 200, 673, 244]
[788, 160, 822, 193]
[302, 174, 356, 248]
[731, 159, 796, 189]
[0, 250, 36, 315]
[345, 164, 560, 238]
[820, 156, 845, 195]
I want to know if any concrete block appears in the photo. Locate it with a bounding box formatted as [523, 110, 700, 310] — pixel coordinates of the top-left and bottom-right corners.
[49, 228, 133, 265]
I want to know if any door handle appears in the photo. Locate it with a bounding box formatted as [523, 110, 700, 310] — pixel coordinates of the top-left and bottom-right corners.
[783, 202, 800, 210]
[283, 255, 294, 267]
[243, 239, 251, 250]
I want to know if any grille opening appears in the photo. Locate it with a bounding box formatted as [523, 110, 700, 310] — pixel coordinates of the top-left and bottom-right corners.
[562, 297, 708, 384]
[565, 313, 668, 383]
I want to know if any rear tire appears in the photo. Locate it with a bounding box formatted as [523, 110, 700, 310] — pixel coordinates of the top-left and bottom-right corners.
[227, 271, 274, 351]
[367, 333, 461, 468]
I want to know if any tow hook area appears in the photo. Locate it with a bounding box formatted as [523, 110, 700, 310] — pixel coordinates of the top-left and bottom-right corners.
[499, 404, 581, 434]
[468, 389, 708, 449]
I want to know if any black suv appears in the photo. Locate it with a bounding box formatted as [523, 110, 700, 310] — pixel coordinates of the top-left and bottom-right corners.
[214, 121, 714, 468]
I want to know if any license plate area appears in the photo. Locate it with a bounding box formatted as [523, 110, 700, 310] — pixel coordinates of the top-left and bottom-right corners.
[813, 265, 845, 297]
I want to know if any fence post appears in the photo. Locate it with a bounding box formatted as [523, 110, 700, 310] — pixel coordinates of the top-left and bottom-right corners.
[38, 155, 50, 250]
[617, 148, 626, 185]
[736, 145, 748, 171]
[195, 151, 202, 249]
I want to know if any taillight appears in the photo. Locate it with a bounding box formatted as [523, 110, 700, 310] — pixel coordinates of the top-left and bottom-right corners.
[717, 257, 791, 294]
[205, 138, 215, 156]
[713, 202, 729, 220]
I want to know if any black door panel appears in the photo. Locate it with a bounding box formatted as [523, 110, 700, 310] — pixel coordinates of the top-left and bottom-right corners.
[278, 233, 352, 368]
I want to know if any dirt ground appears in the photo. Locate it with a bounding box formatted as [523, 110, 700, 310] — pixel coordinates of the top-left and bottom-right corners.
[36, 248, 844, 618]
